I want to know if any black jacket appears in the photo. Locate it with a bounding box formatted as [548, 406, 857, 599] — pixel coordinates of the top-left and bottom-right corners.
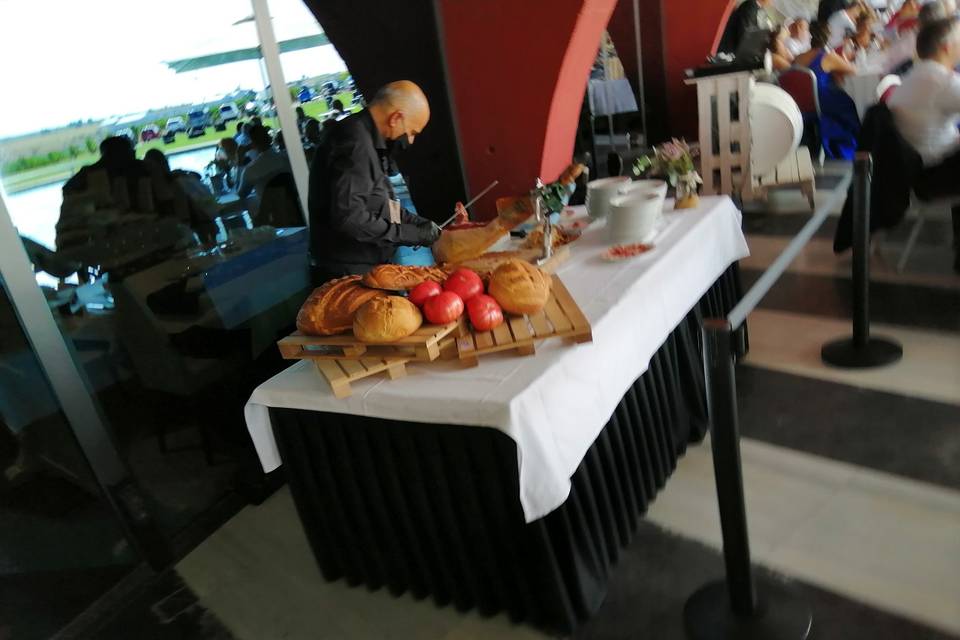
[308, 110, 423, 274]
[833, 103, 923, 252]
[717, 0, 763, 55]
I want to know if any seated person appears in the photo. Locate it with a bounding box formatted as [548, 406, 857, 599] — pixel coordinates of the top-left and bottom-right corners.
[237, 124, 292, 217]
[827, 0, 864, 49]
[786, 18, 813, 56]
[58, 136, 154, 250]
[143, 149, 218, 232]
[794, 20, 861, 159]
[888, 16, 960, 271]
[717, 0, 775, 55]
[769, 24, 796, 70]
[853, 14, 883, 54]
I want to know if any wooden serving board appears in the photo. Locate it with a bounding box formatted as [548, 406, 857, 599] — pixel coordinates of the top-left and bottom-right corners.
[456, 275, 591, 366]
[314, 357, 411, 399]
[278, 318, 466, 362]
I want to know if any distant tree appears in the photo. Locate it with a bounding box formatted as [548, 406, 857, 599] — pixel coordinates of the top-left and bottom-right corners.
[85, 137, 97, 153]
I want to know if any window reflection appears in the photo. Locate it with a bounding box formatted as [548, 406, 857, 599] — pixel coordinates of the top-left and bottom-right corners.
[0, 279, 136, 639]
[0, 0, 326, 543]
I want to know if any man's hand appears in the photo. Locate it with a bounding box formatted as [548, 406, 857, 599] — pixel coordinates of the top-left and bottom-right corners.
[415, 219, 442, 245]
[453, 201, 469, 224]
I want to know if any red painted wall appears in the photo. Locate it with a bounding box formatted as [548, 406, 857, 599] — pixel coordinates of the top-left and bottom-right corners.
[661, 0, 734, 139]
[438, 0, 618, 220]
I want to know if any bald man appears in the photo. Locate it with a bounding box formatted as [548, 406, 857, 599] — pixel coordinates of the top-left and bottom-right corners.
[308, 80, 442, 283]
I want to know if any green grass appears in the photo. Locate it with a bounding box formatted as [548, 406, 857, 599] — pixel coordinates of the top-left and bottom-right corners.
[2, 91, 361, 194]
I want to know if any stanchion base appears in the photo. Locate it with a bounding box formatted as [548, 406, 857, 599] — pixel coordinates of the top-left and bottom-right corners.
[821, 336, 903, 368]
[684, 580, 812, 640]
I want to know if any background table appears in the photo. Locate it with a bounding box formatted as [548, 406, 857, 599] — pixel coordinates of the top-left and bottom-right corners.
[246, 197, 749, 632]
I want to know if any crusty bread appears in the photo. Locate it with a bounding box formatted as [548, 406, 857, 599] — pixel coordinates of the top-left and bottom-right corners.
[488, 260, 552, 316]
[361, 264, 451, 291]
[353, 296, 423, 343]
[454, 251, 532, 281]
[296, 276, 386, 336]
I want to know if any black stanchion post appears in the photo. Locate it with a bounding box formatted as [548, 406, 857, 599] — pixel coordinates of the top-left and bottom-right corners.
[822, 153, 903, 368]
[684, 319, 812, 640]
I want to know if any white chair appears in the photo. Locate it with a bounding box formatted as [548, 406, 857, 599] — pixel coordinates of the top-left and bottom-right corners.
[896, 194, 959, 273]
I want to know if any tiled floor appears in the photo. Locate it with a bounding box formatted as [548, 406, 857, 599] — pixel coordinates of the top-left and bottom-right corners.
[90, 181, 960, 639]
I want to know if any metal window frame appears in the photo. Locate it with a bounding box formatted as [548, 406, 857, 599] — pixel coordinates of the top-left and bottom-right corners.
[252, 0, 311, 218]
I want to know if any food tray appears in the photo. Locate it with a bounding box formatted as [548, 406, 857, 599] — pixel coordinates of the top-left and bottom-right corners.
[313, 357, 411, 399]
[456, 275, 591, 366]
[278, 318, 466, 362]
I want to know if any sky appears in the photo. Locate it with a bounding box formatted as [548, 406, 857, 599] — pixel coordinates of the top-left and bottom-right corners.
[0, 0, 347, 138]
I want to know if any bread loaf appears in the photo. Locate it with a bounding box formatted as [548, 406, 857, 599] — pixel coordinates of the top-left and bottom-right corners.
[361, 264, 451, 291]
[488, 260, 552, 316]
[353, 296, 423, 343]
[296, 276, 386, 336]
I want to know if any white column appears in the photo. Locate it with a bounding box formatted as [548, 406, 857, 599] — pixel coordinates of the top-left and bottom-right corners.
[251, 0, 311, 219]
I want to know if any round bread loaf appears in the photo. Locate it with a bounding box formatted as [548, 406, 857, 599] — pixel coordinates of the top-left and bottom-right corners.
[353, 296, 423, 343]
[488, 259, 551, 316]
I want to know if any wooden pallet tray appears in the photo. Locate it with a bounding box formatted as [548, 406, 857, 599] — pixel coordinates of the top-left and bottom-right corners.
[314, 357, 411, 399]
[456, 275, 591, 366]
[278, 318, 465, 362]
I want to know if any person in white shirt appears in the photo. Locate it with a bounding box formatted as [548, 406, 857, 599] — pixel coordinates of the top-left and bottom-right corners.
[237, 124, 292, 217]
[888, 16, 960, 270]
[828, 0, 864, 48]
[786, 18, 813, 56]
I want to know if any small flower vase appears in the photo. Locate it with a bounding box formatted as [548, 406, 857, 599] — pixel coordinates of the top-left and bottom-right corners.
[674, 172, 701, 210]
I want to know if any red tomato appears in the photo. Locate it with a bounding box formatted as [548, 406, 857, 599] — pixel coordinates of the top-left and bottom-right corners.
[467, 294, 504, 331]
[443, 268, 483, 302]
[409, 281, 442, 307]
[423, 291, 464, 325]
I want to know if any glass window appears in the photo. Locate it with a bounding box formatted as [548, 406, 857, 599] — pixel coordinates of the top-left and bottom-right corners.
[0, 0, 348, 553]
[0, 277, 138, 639]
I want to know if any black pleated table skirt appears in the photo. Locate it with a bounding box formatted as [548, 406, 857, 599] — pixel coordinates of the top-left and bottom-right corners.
[270, 264, 745, 635]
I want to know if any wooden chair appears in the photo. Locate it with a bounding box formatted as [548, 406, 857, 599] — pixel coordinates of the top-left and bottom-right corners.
[685, 70, 817, 210]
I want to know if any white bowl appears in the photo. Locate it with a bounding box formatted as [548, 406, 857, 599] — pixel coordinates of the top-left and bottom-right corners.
[618, 179, 668, 200]
[607, 192, 662, 244]
[586, 176, 632, 219]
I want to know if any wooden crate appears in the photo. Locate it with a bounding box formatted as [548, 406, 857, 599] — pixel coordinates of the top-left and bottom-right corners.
[314, 357, 411, 399]
[456, 275, 592, 366]
[278, 318, 465, 362]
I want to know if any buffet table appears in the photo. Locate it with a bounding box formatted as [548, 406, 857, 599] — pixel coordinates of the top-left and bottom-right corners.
[245, 196, 749, 633]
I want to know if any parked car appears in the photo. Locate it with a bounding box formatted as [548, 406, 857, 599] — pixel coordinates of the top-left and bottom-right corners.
[187, 110, 208, 139]
[162, 129, 177, 144]
[140, 124, 161, 142]
[298, 86, 312, 103]
[219, 103, 240, 122]
[321, 81, 339, 96]
[165, 116, 186, 133]
[115, 128, 136, 144]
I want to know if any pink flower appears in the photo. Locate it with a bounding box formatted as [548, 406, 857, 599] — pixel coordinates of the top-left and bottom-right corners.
[660, 142, 684, 161]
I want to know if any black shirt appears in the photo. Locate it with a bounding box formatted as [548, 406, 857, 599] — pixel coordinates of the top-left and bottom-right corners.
[308, 110, 422, 275]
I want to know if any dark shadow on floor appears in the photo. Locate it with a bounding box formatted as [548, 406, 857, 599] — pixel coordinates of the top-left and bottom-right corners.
[576, 521, 956, 640]
[735, 365, 960, 491]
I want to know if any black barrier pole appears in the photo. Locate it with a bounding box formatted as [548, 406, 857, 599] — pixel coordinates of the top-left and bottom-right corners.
[822, 153, 903, 368]
[684, 320, 813, 640]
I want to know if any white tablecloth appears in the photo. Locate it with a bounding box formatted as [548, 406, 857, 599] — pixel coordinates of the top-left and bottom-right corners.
[244, 196, 749, 522]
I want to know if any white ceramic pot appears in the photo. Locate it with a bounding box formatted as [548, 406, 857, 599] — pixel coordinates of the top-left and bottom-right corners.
[618, 179, 668, 201]
[586, 176, 631, 219]
[607, 192, 662, 244]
